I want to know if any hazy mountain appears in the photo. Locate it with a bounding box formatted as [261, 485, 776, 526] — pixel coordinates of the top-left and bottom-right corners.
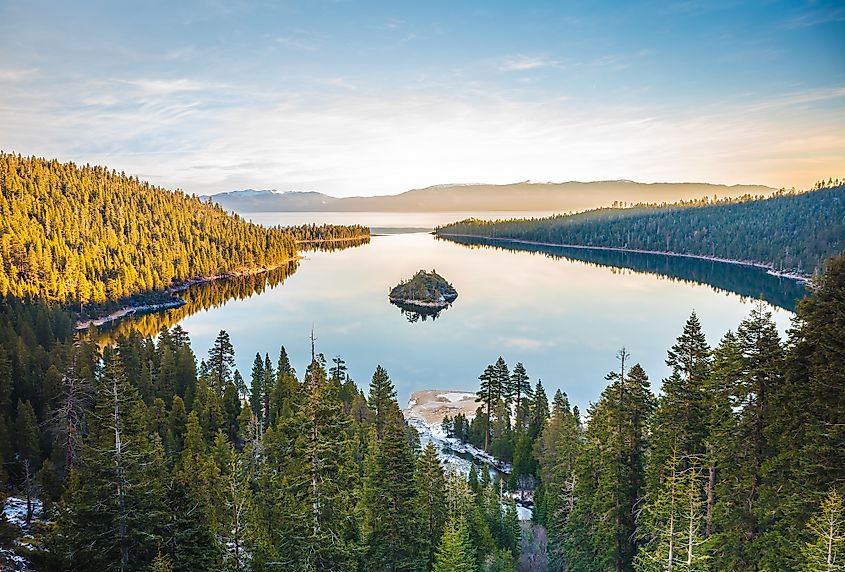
[210, 181, 778, 213]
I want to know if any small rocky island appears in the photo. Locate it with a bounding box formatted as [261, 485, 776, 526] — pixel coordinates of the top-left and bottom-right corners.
[389, 270, 458, 322]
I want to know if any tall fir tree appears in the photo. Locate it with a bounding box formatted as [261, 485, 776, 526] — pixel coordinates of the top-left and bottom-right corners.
[417, 442, 448, 571]
[433, 517, 476, 572]
[363, 402, 422, 571]
[476, 364, 498, 451]
[207, 330, 235, 395]
[368, 365, 397, 439]
[51, 350, 168, 571]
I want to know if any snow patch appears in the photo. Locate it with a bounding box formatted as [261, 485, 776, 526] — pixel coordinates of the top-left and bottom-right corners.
[437, 392, 474, 403]
[2, 497, 42, 528]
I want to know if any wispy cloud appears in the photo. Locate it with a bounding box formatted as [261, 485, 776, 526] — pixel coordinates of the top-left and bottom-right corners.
[0, 67, 39, 82]
[122, 78, 218, 95]
[498, 55, 562, 72]
[783, 6, 845, 28]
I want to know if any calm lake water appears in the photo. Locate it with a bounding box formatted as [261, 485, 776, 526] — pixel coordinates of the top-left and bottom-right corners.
[110, 212, 806, 412]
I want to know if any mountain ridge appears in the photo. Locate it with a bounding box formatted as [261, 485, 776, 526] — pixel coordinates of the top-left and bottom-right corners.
[210, 181, 779, 213]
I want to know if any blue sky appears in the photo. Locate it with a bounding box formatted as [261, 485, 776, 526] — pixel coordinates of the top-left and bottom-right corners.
[1, 0, 843, 196]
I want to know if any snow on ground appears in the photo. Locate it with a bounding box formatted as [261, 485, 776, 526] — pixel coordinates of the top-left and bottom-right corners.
[405, 390, 534, 520]
[1, 497, 45, 572]
[437, 392, 472, 403]
[3, 497, 43, 528]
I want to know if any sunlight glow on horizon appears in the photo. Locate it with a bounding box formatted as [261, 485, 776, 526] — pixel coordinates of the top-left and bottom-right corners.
[0, 1, 842, 197]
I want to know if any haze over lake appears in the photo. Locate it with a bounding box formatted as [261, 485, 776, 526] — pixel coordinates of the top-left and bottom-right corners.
[114, 212, 802, 411]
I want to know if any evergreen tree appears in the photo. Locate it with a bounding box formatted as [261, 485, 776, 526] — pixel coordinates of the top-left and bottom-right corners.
[368, 365, 397, 439]
[566, 351, 654, 572]
[363, 402, 422, 571]
[51, 351, 168, 571]
[528, 379, 549, 440]
[650, 312, 712, 484]
[476, 364, 498, 451]
[167, 412, 224, 570]
[711, 304, 783, 570]
[535, 390, 582, 569]
[493, 357, 511, 411]
[509, 362, 532, 431]
[417, 442, 448, 570]
[433, 517, 476, 572]
[208, 330, 235, 395]
[635, 450, 708, 572]
[268, 358, 357, 571]
[761, 253, 845, 569]
[801, 489, 844, 572]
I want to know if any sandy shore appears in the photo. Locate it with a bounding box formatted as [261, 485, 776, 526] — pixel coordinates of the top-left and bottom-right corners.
[404, 389, 479, 426]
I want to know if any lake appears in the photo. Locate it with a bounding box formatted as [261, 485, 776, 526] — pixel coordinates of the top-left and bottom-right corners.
[105, 212, 806, 412]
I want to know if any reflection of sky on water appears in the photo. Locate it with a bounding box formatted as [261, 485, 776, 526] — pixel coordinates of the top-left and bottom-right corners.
[161, 231, 797, 412]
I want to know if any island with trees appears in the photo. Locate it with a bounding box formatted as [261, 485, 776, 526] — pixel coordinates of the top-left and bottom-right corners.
[388, 269, 459, 321]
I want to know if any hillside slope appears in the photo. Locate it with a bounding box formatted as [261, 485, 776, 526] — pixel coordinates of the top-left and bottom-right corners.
[211, 181, 776, 213]
[0, 154, 297, 305]
[436, 185, 845, 276]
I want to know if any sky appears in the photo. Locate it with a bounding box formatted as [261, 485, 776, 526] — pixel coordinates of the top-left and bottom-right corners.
[1, 1, 843, 197]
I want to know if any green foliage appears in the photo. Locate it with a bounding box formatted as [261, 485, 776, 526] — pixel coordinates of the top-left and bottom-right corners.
[363, 403, 422, 570]
[283, 223, 370, 242]
[389, 269, 458, 304]
[0, 153, 297, 305]
[368, 364, 397, 439]
[433, 517, 476, 572]
[437, 184, 845, 275]
[801, 489, 845, 572]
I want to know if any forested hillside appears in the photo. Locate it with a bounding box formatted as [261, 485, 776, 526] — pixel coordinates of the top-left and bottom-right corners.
[0, 154, 297, 305]
[447, 253, 845, 571]
[437, 182, 845, 276]
[283, 223, 370, 242]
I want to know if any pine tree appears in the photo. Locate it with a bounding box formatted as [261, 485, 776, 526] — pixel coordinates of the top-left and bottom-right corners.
[52, 351, 168, 571]
[529, 379, 549, 440]
[363, 402, 422, 571]
[761, 253, 845, 569]
[249, 353, 264, 428]
[207, 330, 235, 395]
[433, 517, 476, 572]
[650, 312, 712, 486]
[268, 358, 357, 570]
[535, 390, 582, 569]
[711, 304, 783, 570]
[566, 351, 654, 572]
[262, 353, 274, 430]
[417, 442, 447, 570]
[368, 365, 397, 439]
[635, 450, 707, 572]
[801, 489, 844, 572]
[476, 364, 498, 451]
[509, 362, 532, 431]
[493, 357, 511, 411]
[167, 412, 224, 570]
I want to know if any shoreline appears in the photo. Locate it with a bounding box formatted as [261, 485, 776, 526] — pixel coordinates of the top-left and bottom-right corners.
[74, 259, 299, 330]
[295, 235, 371, 244]
[388, 296, 453, 309]
[437, 233, 812, 282]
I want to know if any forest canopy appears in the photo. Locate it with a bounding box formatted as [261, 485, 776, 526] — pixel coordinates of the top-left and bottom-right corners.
[436, 182, 845, 276]
[0, 154, 298, 306]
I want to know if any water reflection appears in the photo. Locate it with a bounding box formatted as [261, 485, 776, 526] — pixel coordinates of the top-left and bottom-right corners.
[297, 237, 371, 252]
[390, 300, 452, 323]
[96, 261, 299, 342]
[437, 235, 809, 311]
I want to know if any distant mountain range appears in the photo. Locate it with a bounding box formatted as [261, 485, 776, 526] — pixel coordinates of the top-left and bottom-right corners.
[210, 181, 777, 213]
